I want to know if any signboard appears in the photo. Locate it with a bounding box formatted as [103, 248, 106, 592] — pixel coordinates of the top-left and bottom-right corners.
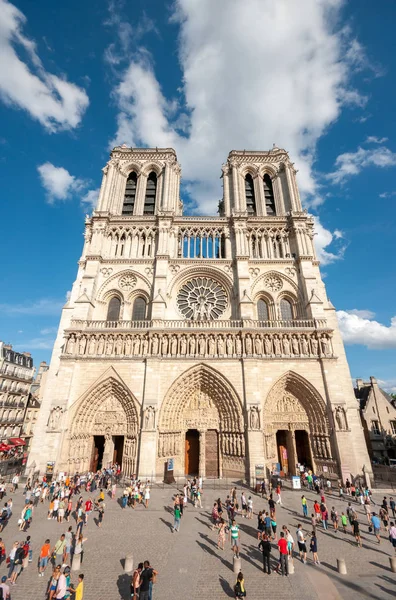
[46, 461, 55, 475]
[167, 458, 174, 471]
[323, 465, 328, 473]
[255, 464, 264, 479]
[292, 476, 301, 490]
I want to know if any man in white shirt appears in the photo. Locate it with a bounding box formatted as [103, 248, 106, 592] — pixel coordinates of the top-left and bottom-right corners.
[0, 575, 10, 599]
[12, 474, 19, 492]
[389, 521, 396, 554]
[55, 572, 67, 600]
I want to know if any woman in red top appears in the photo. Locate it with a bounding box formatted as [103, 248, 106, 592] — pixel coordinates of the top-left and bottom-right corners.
[277, 532, 289, 576]
[85, 498, 93, 523]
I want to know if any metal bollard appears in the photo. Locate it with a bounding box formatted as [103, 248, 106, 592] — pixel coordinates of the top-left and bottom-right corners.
[124, 554, 133, 573]
[71, 553, 81, 571]
[389, 557, 396, 573]
[337, 558, 347, 575]
[288, 556, 295, 574]
[233, 555, 242, 574]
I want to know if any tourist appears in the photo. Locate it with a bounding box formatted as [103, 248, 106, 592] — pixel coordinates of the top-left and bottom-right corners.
[321, 504, 329, 530]
[38, 538, 51, 576]
[345, 478, 351, 495]
[55, 566, 68, 600]
[309, 531, 320, 565]
[26, 534, 33, 562]
[0, 575, 10, 599]
[277, 531, 288, 576]
[268, 494, 275, 518]
[144, 485, 150, 509]
[352, 517, 362, 547]
[331, 507, 339, 532]
[64, 526, 73, 564]
[172, 502, 181, 533]
[234, 571, 247, 598]
[389, 522, 396, 554]
[84, 498, 93, 523]
[379, 506, 389, 532]
[241, 492, 247, 517]
[69, 572, 84, 600]
[230, 519, 240, 558]
[296, 524, 307, 563]
[6, 541, 18, 581]
[247, 496, 253, 519]
[301, 495, 308, 517]
[196, 487, 202, 508]
[76, 515, 84, 537]
[340, 512, 348, 533]
[52, 534, 66, 567]
[138, 560, 156, 600]
[264, 512, 272, 538]
[11, 474, 19, 493]
[217, 519, 226, 550]
[258, 533, 271, 574]
[270, 514, 277, 541]
[0, 537, 5, 566]
[370, 512, 381, 543]
[131, 563, 143, 600]
[275, 484, 282, 506]
[313, 500, 321, 523]
[98, 502, 105, 528]
[8, 542, 24, 585]
[310, 513, 317, 535]
[390, 497, 395, 518]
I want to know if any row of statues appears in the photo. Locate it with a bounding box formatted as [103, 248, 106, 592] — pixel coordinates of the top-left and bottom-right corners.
[64, 331, 333, 358]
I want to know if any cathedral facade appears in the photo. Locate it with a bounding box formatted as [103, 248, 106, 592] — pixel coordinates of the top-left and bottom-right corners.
[28, 146, 371, 483]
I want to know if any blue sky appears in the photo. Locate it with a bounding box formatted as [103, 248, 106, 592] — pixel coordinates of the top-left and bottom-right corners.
[0, 0, 395, 390]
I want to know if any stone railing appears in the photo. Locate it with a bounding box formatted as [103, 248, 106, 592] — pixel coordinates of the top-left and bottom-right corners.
[62, 328, 334, 360]
[69, 318, 327, 331]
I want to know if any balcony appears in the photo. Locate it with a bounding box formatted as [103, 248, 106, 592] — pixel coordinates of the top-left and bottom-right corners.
[69, 318, 328, 331]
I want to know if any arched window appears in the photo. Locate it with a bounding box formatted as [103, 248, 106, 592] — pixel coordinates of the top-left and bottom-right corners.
[280, 298, 293, 320]
[257, 299, 269, 321]
[264, 174, 276, 216]
[122, 172, 137, 215]
[245, 174, 256, 215]
[132, 297, 147, 321]
[143, 172, 157, 215]
[106, 296, 121, 321]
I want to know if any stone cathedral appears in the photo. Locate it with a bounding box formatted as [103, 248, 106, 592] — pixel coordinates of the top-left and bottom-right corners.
[28, 146, 371, 484]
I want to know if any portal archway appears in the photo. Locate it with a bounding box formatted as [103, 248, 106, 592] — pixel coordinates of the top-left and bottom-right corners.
[158, 364, 245, 478]
[68, 377, 139, 476]
[263, 371, 337, 475]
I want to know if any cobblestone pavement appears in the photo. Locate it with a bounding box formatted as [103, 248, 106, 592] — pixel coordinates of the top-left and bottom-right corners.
[0, 483, 395, 599]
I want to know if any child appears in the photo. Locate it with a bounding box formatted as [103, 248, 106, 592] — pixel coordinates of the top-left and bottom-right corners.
[309, 531, 320, 564]
[341, 512, 348, 534]
[234, 571, 246, 598]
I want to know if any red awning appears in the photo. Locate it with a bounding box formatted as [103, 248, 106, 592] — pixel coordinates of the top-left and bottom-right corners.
[0, 444, 10, 452]
[8, 438, 26, 446]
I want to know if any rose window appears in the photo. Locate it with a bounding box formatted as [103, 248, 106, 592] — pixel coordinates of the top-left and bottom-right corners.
[119, 274, 137, 290]
[177, 277, 227, 320]
[263, 274, 283, 292]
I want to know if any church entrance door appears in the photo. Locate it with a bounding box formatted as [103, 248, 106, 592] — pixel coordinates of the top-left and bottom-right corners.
[276, 430, 289, 474]
[295, 430, 312, 469]
[92, 435, 105, 472]
[113, 435, 124, 467]
[205, 429, 219, 477]
[185, 429, 199, 475]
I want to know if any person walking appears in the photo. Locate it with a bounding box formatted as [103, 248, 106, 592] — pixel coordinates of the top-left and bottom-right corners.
[277, 532, 288, 576]
[74, 534, 86, 564]
[52, 534, 66, 567]
[390, 497, 396, 518]
[371, 513, 381, 544]
[352, 517, 362, 547]
[172, 503, 181, 533]
[247, 496, 253, 520]
[258, 533, 271, 574]
[38, 538, 51, 576]
[144, 486, 150, 509]
[389, 522, 396, 555]
[138, 561, 155, 600]
[131, 563, 143, 600]
[218, 519, 226, 551]
[301, 495, 308, 517]
[340, 512, 348, 534]
[234, 571, 246, 598]
[296, 524, 307, 563]
[309, 531, 320, 564]
[6, 541, 19, 582]
[275, 484, 282, 506]
[331, 507, 339, 532]
[97, 503, 105, 528]
[230, 519, 240, 559]
[48, 565, 61, 599]
[0, 575, 10, 600]
[69, 573, 84, 600]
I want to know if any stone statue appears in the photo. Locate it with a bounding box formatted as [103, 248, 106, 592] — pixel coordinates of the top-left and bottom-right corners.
[264, 335, 272, 355]
[88, 336, 96, 355]
[79, 336, 87, 355]
[273, 335, 281, 355]
[171, 335, 178, 356]
[97, 335, 105, 355]
[250, 407, 259, 430]
[105, 336, 113, 355]
[321, 335, 331, 356]
[180, 335, 187, 355]
[235, 336, 242, 355]
[142, 336, 149, 355]
[66, 335, 75, 354]
[226, 335, 234, 355]
[48, 407, 61, 430]
[245, 334, 252, 354]
[145, 406, 155, 429]
[199, 335, 206, 356]
[292, 335, 299, 355]
[301, 335, 308, 355]
[254, 335, 262, 355]
[209, 335, 216, 355]
[282, 335, 290, 355]
[217, 335, 225, 355]
[152, 335, 159, 355]
[115, 336, 123, 355]
[189, 335, 196, 355]
[311, 336, 318, 355]
[133, 335, 141, 356]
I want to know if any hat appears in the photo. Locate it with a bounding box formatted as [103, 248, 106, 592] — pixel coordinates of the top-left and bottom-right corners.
[64, 566, 70, 573]
[1, 576, 6, 582]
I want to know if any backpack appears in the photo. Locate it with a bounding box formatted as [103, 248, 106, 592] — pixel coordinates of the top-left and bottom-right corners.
[23, 543, 29, 558]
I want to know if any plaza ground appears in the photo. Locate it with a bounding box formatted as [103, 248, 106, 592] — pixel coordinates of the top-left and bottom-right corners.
[0, 481, 395, 599]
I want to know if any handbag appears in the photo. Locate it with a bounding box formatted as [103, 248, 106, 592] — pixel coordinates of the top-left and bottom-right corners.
[6, 557, 10, 565]
[368, 525, 373, 533]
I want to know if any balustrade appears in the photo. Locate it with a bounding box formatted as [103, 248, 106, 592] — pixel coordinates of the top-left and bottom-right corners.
[177, 226, 226, 259]
[247, 227, 290, 259]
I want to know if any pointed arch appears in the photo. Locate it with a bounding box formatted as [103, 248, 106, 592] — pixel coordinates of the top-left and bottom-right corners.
[159, 363, 243, 433]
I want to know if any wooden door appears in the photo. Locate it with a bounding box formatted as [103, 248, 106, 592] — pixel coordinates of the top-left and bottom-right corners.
[205, 430, 219, 477]
[185, 430, 199, 475]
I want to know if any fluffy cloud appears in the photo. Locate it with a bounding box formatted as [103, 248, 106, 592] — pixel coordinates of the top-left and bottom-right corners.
[37, 162, 99, 207]
[0, 0, 89, 131]
[312, 217, 346, 265]
[378, 379, 396, 394]
[337, 310, 396, 349]
[328, 145, 396, 184]
[365, 136, 388, 144]
[110, 0, 367, 216]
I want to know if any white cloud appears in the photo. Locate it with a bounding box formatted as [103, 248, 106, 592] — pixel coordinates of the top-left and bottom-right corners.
[337, 310, 396, 349]
[328, 145, 396, 184]
[109, 0, 368, 215]
[365, 136, 388, 144]
[38, 163, 85, 203]
[312, 216, 346, 265]
[379, 191, 396, 199]
[0, 0, 89, 131]
[0, 298, 64, 316]
[81, 188, 100, 208]
[378, 379, 396, 395]
[345, 309, 376, 319]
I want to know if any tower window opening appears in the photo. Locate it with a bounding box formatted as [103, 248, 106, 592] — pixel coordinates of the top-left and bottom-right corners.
[122, 172, 137, 215]
[143, 172, 157, 215]
[264, 174, 276, 216]
[245, 174, 256, 215]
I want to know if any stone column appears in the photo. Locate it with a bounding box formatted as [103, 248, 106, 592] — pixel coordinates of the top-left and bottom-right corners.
[199, 430, 206, 478]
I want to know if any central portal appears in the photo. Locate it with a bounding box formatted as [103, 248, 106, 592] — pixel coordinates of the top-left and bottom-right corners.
[185, 429, 199, 475]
